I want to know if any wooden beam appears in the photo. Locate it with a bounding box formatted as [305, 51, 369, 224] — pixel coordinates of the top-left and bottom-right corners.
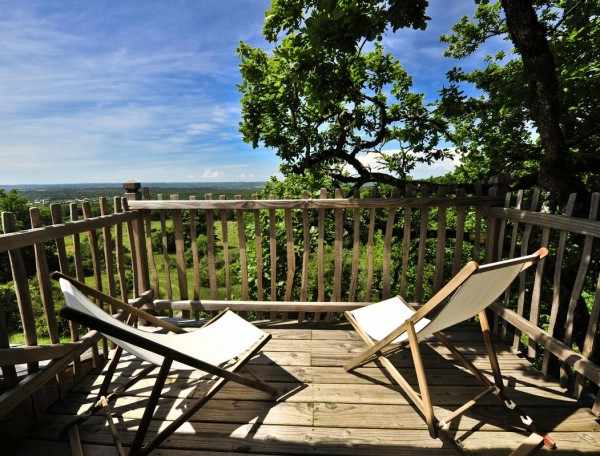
[491, 302, 600, 385]
[0, 330, 101, 419]
[153, 299, 366, 313]
[51, 272, 183, 334]
[128, 195, 503, 211]
[0, 343, 82, 364]
[0, 211, 138, 253]
[489, 206, 600, 238]
[2, 211, 38, 374]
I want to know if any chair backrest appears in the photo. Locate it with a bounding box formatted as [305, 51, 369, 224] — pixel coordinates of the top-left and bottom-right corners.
[418, 250, 544, 339]
[60, 278, 165, 365]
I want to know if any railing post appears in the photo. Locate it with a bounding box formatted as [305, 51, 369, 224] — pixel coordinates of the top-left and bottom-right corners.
[123, 181, 151, 296]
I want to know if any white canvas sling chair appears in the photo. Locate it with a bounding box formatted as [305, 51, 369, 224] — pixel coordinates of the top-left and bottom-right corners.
[53, 272, 278, 456]
[344, 248, 556, 456]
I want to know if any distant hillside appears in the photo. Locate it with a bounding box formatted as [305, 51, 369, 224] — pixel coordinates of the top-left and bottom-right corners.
[2, 182, 266, 204]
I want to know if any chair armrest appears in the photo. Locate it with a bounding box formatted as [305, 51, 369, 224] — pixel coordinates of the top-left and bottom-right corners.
[51, 271, 185, 334]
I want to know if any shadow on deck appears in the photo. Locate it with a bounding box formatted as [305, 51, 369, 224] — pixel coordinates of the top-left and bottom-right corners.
[15, 321, 600, 455]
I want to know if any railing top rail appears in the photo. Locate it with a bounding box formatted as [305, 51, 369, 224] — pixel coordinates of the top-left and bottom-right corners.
[489, 206, 600, 238]
[0, 210, 138, 253]
[128, 195, 504, 211]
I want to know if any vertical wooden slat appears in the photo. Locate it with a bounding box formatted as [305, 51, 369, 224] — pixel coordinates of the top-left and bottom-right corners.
[170, 194, 189, 318]
[400, 205, 412, 297]
[492, 193, 511, 336]
[365, 205, 375, 302]
[29, 208, 60, 344]
[50, 204, 70, 275]
[156, 193, 172, 302]
[189, 195, 202, 307]
[332, 188, 344, 305]
[69, 203, 85, 286]
[253, 193, 264, 303]
[451, 189, 467, 276]
[495, 193, 512, 260]
[235, 195, 249, 301]
[2, 211, 38, 374]
[473, 184, 483, 261]
[113, 197, 128, 303]
[70, 202, 100, 367]
[527, 225, 550, 358]
[433, 196, 447, 292]
[284, 207, 295, 303]
[205, 193, 217, 300]
[98, 196, 117, 348]
[123, 184, 150, 295]
[415, 201, 429, 303]
[348, 197, 361, 302]
[316, 189, 327, 320]
[542, 193, 576, 375]
[561, 192, 599, 386]
[484, 187, 498, 264]
[0, 297, 17, 386]
[121, 198, 139, 298]
[268, 196, 278, 319]
[501, 190, 524, 340]
[512, 188, 540, 353]
[382, 204, 396, 299]
[98, 198, 117, 303]
[50, 203, 81, 375]
[219, 195, 231, 301]
[142, 189, 159, 298]
[82, 200, 108, 358]
[299, 191, 310, 322]
[579, 270, 600, 397]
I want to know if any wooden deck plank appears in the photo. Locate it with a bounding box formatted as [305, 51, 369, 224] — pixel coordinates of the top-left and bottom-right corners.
[68, 380, 575, 406]
[17, 324, 600, 456]
[48, 390, 593, 433]
[30, 415, 600, 455]
[73, 362, 565, 389]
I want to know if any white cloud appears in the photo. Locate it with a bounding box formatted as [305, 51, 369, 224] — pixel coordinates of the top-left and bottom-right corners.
[0, 2, 278, 184]
[346, 150, 460, 180]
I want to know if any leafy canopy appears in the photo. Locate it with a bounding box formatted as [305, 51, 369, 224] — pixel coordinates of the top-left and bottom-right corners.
[439, 0, 600, 196]
[238, 0, 452, 190]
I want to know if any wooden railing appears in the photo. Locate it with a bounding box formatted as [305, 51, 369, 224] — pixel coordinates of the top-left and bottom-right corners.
[125, 184, 503, 320]
[2, 181, 600, 428]
[0, 196, 145, 421]
[486, 189, 600, 411]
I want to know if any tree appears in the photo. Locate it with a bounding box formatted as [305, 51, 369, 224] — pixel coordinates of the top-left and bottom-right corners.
[238, 0, 453, 191]
[240, 1, 600, 203]
[441, 0, 600, 204]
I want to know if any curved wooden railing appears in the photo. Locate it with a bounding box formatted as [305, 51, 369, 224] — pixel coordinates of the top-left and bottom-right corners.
[487, 190, 600, 412]
[1, 181, 600, 429]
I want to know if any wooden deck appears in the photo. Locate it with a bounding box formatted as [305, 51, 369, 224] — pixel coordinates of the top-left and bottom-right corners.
[15, 321, 600, 455]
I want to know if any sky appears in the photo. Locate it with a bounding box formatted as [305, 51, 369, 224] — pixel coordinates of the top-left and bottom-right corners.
[0, 1, 507, 184]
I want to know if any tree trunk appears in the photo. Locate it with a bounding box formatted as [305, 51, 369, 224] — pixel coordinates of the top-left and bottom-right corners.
[501, 0, 583, 203]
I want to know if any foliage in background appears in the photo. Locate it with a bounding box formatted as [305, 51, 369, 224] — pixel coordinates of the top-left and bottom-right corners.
[439, 0, 600, 204]
[238, 0, 452, 191]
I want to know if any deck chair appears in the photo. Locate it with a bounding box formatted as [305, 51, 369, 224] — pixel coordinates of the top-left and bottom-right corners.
[344, 248, 554, 456]
[54, 272, 278, 456]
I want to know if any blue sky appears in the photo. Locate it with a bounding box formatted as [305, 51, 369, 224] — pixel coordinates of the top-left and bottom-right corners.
[0, 1, 507, 184]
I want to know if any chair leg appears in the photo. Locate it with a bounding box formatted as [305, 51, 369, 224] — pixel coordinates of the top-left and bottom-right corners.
[136, 374, 229, 456]
[129, 358, 173, 456]
[479, 311, 505, 390]
[407, 322, 437, 438]
[136, 332, 275, 456]
[479, 311, 556, 450]
[96, 346, 123, 401]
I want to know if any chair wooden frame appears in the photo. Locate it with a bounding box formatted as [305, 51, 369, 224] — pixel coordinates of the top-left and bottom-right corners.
[53, 272, 277, 456]
[344, 248, 555, 456]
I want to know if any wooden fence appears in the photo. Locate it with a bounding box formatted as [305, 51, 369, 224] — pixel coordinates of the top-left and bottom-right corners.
[486, 189, 600, 412]
[1, 181, 600, 428]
